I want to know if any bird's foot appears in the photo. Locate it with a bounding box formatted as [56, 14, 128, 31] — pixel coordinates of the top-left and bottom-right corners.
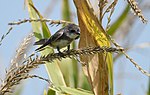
[63, 49, 71, 54]
[58, 51, 65, 57]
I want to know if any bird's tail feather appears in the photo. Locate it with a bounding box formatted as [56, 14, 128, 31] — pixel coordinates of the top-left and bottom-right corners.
[34, 39, 48, 45]
[35, 39, 51, 51]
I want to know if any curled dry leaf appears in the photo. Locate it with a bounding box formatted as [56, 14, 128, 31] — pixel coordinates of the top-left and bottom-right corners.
[74, 0, 113, 95]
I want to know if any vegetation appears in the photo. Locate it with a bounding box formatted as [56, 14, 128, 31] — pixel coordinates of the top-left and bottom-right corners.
[0, 0, 150, 95]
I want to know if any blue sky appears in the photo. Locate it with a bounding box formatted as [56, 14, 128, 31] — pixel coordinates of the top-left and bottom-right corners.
[0, 0, 150, 95]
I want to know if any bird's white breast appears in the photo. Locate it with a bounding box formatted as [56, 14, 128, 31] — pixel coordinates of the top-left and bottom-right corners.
[66, 33, 79, 39]
[50, 39, 71, 49]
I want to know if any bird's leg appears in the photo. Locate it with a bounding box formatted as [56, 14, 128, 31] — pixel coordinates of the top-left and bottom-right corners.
[57, 47, 64, 56]
[67, 45, 70, 52]
[57, 47, 61, 53]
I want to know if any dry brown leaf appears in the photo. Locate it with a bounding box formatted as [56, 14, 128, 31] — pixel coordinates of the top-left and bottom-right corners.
[74, 0, 113, 95]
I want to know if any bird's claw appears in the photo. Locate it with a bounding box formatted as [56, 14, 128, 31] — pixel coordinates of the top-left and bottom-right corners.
[58, 52, 65, 57]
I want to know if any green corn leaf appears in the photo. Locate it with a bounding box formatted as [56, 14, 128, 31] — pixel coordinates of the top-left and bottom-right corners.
[26, 1, 67, 94]
[60, 0, 79, 88]
[50, 86, 93, 95]
[108, 5, 130, 35]
[29, 3, 50, 38]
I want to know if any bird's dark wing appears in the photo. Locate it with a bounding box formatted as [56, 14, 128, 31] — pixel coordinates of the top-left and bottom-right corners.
[35, 29, 64, 51]
[50, 28, 65, 42]
[34, 39, 48, 45]
[35, 38, 51, 51]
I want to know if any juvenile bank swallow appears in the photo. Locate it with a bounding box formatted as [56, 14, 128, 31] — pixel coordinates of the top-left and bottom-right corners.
[34, 24, 80, 53]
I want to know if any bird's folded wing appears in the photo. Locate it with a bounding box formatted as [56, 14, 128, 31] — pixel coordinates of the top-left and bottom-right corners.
[34, 39, 48, 45]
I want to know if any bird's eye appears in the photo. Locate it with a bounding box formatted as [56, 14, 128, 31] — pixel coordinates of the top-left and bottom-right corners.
[70, 30, 76, 33]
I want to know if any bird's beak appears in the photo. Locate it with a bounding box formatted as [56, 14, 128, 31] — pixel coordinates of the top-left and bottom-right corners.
[76, 32, 80, 36]
[75, 33, 80, 39]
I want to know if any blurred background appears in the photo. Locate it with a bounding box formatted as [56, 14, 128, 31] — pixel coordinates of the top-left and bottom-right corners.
[0, 0, 150, 95]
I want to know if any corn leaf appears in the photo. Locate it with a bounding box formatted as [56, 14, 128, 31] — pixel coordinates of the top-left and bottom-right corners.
[47, 89, 55, 95]
[59, 0, 79, 88]
[50, 86, 93, 95]
[81, 74, 91, 91]
[147, 76, 150, 95]
[60, 86, 93, 95]
[62, 0, 71, 21]
[25, 0, 42, 40]
[108, 5, 130, 35]
[73, 0, 113, 95]
[29, 3, 50, 38]
[43, 89, 55, 95]
[26, 0, 67, 94]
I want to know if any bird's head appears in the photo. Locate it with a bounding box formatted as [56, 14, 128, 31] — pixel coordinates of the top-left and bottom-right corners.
[65, 24, 80, 40]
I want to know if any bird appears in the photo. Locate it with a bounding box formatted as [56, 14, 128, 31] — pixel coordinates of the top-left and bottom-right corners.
[34, 24, 80, 53]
